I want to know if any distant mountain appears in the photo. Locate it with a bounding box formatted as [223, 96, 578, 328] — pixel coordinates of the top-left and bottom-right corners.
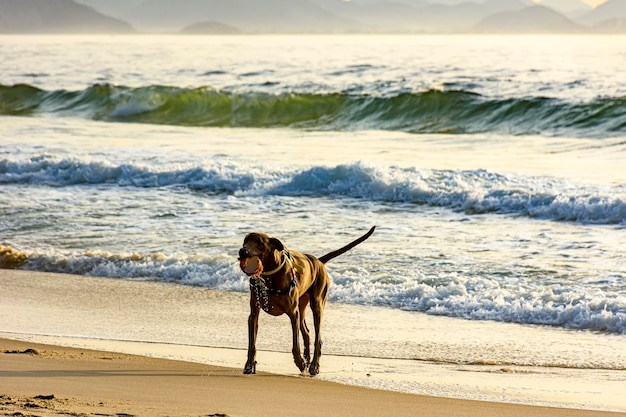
[474, 5, 585, 33]
[73, 0, 144, 19]
[310, 0, 426, 32]
[0, 0, 134, 33]
[579, 0, 626, 26]
[592, 17, 626, 33]
[408, 0, 532, 32]
[180, 21, 241, 34]
[537, 0, 592, 18]
[315, 0, 534, 32]
[5, 0, 615, 34]
[77, 0, 538, 34]
[125, 0, 354, 32]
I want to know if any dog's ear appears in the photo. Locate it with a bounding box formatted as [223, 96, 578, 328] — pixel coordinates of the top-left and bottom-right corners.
[269, 237, 284, 252]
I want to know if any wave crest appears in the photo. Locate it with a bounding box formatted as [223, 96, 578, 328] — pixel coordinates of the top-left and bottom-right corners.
[1, 83, 624, 137]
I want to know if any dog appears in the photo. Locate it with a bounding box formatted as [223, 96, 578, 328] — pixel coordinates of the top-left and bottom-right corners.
[238, 226, 375, 376]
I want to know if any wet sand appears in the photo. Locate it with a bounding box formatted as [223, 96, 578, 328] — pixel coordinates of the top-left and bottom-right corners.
[2, 338, 624, 417]
[1, 269, 626, 416]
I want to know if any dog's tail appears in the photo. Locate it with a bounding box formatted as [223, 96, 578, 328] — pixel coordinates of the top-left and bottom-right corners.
[318, 226, 376, 264]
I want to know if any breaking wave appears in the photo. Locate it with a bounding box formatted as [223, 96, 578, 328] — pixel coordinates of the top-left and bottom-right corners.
[1, 83, 625, 137]
[2, 156, 625, 225]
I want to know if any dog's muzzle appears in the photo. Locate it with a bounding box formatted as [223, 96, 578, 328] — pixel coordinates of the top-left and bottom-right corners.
[238, 248, 250, 260]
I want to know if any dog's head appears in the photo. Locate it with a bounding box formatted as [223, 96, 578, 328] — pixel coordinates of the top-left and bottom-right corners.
[238, 232, 284, 276]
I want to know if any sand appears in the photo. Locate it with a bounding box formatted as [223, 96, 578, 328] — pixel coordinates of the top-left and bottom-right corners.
[1, 338, 624, 417]
[1, 269, 625, 416]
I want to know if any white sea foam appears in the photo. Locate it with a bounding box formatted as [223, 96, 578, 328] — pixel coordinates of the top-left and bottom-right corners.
[3, 246, 623, 335]
[2, 156, 625, 225]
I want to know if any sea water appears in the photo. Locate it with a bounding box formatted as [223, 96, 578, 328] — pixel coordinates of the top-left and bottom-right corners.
[1, 34, 625, 407]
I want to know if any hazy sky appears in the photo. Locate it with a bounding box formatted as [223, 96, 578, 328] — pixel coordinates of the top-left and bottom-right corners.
[575, 0, 607, 5]
[536, 0, 607, 5]
[517, 0, 608, 6]
[442, 0, 608, 6]
[584, 0, 608, 5]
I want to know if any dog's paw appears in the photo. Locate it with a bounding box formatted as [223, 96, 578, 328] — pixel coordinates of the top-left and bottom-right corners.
[243, 361, 257, 375]
[308, 362, 320, 376]
[294, 357, 307, 373]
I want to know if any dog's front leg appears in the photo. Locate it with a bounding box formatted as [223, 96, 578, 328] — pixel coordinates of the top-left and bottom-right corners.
[244, 300, 260, 374]
[288, 308, 307, 373]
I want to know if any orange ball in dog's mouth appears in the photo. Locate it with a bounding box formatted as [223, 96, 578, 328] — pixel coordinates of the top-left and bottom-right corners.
[240, 256, 263, 276]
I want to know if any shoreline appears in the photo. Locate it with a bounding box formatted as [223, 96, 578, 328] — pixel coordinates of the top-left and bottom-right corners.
[2, 337, 625, 417]
[1, 269, 626, 413]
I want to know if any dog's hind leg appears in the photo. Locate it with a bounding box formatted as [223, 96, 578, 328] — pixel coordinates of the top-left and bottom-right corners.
[244, 300, 260, 374]
[309, 275, 329, 376]
[299, 293, 311, 366]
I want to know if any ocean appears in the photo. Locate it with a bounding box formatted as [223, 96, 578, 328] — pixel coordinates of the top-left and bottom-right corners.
[1, 34, 626, 407]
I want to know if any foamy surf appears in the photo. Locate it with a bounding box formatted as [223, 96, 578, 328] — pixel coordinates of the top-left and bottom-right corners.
[2, 245, 624, 334]
[2, 156, 625, 225]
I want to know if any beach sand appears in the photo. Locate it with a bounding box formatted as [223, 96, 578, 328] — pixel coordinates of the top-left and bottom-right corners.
[1, 337, 623, 417]
[1, 269, 625, 416]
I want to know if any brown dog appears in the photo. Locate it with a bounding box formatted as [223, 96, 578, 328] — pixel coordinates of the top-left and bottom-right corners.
[238, 226, 375, 376]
